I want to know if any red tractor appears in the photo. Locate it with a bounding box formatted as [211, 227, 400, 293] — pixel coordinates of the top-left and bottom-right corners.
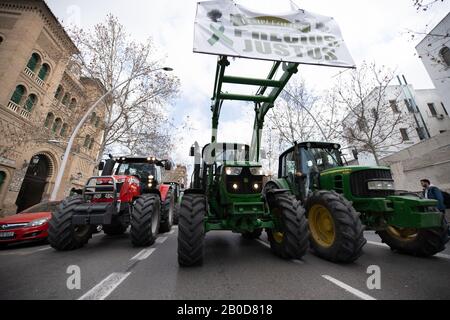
[49, 156, 175, 251]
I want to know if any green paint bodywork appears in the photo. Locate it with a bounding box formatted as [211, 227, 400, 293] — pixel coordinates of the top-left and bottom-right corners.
[205, 163, 273, 233]
[274, 143, 443, 230]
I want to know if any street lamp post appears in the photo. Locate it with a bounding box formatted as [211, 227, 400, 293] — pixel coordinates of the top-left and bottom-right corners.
[50, 67, 173, 201]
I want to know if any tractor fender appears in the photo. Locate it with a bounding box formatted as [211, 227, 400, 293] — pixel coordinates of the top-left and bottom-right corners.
[158, 184, 171, 202]
[183, 189, 204, 195]
[263, 179, 291, 202]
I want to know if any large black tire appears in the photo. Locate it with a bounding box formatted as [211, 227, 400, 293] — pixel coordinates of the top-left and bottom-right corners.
[173, 204, 180, 225]
[266, 192, 309, 260]
[130, 194, 160, 247]
[48, 196, 93, 251]
[178, 194, 206, 267]
[103, 222, 127, 236]
[241, 229, 262, 239]
[305, 191, 366, 263]
[377, 214, 449, 257]
[160, 189, 175, 233]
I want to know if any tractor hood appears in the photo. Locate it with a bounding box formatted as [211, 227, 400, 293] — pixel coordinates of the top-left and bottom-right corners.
[320, 166, 391, 176]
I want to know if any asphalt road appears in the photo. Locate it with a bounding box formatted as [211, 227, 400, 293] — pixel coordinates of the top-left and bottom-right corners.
[0, 227, 449, 300]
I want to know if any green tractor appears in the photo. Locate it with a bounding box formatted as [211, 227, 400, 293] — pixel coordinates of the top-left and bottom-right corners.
[177, 57, 310, 267]
[265, 141, 449, 263]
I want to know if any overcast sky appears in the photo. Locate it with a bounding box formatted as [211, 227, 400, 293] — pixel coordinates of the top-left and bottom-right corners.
[46, 0, 450, 164]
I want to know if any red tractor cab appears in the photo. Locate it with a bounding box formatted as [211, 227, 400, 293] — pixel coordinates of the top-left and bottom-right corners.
[48, 156, 175, 251]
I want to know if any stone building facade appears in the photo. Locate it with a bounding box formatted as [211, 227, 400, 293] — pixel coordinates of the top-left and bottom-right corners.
[163, 165, 188, 189]
[0, 0, 106, 216]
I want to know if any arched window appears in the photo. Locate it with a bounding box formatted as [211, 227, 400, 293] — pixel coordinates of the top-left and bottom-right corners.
[26, 53, 41, 72]
[54, 85, 64, 100]
[84, 135, 91, 148]
[44, 113, 55, 128]
[95, 117, 101, 128]
[62, 93, 70, 106]
[60, 123, 69, 137]
[440, 46, 450, 67]
[69, 98, 77, 109]
[88, 138, 95, 150]
[0, 36, 4, 45]
[24, 94, 37, 112]
[91, 112, 97, 124]
[37, 63, 50, 81]
[10, 85, 26, 104]
[52, 118, 62, 133]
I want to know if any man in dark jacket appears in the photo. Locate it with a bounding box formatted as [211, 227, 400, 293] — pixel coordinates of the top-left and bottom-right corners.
[420, 179, 446, 213]
[421, 179, 449, 236]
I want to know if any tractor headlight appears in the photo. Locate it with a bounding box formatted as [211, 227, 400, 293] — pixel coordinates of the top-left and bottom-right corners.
[148, 175, 154, 180]
[249, 167, 264, 176]
[253, 183, 260, 190]
[225, 167, 243, 176]
[232, 183, 239, 190]
[367, 180, 395, 191]
[26, 218, 49, 227]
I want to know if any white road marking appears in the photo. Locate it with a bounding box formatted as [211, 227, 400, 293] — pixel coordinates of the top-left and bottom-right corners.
[155, 236, 168, 244]
[367, 241, 388, 248]
[291, 259, 304, 265]
[436, 253, 450, 260]
[36, 246, 52, 252]
[78, 272, 131, 300]
[367, 241, 450, 260]
[256, 239, 270, 248]
[131, 248, 155, 261]
[168, 229, 175, 235]
[322, 275, 377, 301]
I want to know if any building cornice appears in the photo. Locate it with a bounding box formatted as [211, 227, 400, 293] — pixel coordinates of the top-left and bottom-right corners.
[0, 0, 79, 55]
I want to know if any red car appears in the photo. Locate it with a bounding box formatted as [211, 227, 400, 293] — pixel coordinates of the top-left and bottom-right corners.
[0, 201, 60, 247]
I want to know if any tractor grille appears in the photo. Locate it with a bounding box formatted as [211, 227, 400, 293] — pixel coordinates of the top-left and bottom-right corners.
[350, 169, 395, 198]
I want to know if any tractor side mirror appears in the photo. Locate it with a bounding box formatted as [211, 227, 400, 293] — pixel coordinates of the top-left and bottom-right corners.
[98, 161, 105, 171]
[190, 146, 195, 157]
[165, 160, 174, 171]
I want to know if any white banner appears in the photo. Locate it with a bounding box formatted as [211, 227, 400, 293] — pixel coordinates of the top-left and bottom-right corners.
[194, 0, 355, 68]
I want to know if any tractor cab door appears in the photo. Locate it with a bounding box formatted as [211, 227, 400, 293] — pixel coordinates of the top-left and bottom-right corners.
[297, 147, 321, 196]
[280, 149, 305, 200]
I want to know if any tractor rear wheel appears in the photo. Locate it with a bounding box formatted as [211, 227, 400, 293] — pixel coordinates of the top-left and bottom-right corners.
[305, 191, 366, 263]
[266, 192, 309, 260]
[241, 229, 262, 239]
[377, 214, 449, 257]
[103, 222, 128, 236]
[131, 194, 160, 247]
[49, 196, 93, 251]
[178, 194, 206, 267]
[160, 189, 175, 233]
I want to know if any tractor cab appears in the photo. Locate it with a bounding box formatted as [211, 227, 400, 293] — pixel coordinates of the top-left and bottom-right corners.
[279, 142, 344, 200]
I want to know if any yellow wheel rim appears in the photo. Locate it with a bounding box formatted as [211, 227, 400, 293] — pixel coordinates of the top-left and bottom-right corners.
[273, 232, 284, 244]
[387, 226, 418, 241]
[308, 204, 336, 248]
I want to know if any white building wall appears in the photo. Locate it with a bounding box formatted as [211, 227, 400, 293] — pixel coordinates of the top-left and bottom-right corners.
[415, 89, 450, 136]
[416, 13, 450, 113]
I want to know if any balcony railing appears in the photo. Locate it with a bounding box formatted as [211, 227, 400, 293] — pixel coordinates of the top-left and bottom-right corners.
[23, 67, 35, 78]
[6, 101, 31, 120]
[23, 67, 46, 87]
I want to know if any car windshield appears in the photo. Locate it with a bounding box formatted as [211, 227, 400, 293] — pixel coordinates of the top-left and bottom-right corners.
[300, 147, 342, 172]
[116, 163, 155, 179]
[21, 202, 60, 214]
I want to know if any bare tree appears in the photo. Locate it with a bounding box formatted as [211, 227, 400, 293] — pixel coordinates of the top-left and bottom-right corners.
[68, 15, 180, 160]
[412, 0, 445, 11]
[333, 62, 415, 165]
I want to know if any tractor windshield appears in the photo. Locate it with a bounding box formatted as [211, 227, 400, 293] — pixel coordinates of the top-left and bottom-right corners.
[300, 147, 343, 172]
[115, 163, 157, 181]
[203, 143, 250, 166]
